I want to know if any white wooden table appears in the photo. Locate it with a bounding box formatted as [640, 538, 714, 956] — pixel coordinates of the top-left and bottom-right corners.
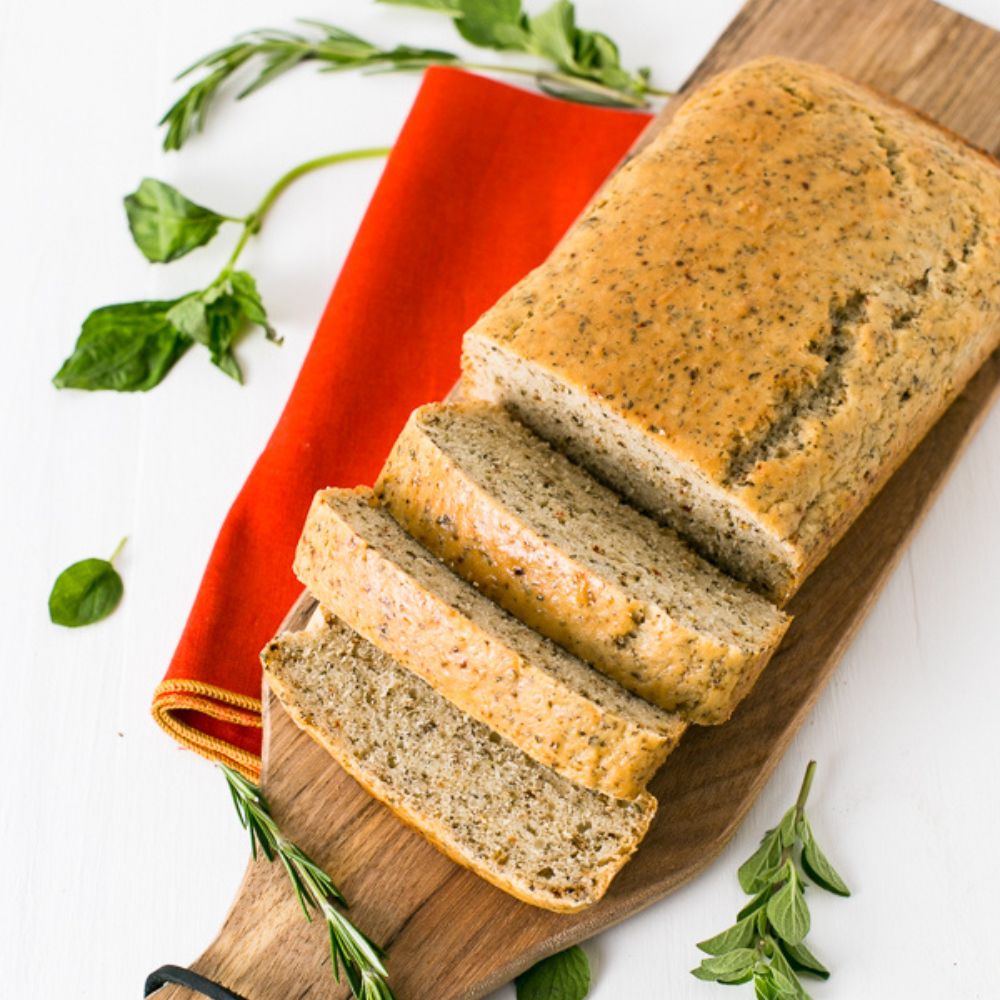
[2, 1, 998, 996]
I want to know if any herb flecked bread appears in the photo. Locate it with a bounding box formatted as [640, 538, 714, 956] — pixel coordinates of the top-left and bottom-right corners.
[263, 614, 656, 912]
[294, 487, 687, 799]
[462, 56, 1000, 603]
[376, 402, 790, 724]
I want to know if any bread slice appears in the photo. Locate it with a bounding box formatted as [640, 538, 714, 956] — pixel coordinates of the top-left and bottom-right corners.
[294, 487, 686, 800]
[262, 615, 657, 912]
[376, 403, 790, 724]
[462, 57, 1000, 603]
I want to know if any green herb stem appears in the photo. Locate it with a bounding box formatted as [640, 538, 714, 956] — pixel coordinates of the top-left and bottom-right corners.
[796, 760, 817, 815]
[219, 764, 395, 998]
[225, 146, 392, 271]
[108, 536, 128, 564]
[458, 61, 652, 107]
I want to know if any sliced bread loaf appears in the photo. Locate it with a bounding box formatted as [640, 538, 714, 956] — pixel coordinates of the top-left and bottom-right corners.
[294, 487, 686, 800]
[262, 615, 657, 912]
[462, 57, 1000, 603]
[376, 403, 790, 724]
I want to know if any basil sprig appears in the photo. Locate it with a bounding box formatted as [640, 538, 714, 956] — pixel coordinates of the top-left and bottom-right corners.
[160, 0, 668, 151]
[517, 946, 590, 1000]
[692, 761, 849, 998]
[49, 538, 127, 628]
[53, 150, 389, 392]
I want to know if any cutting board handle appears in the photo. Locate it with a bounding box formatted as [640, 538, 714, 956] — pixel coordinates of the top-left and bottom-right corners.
[144, 965, 247, 1000]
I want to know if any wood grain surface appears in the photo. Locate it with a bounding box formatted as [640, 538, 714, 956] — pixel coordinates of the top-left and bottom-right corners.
[156, 0, 1000, 996]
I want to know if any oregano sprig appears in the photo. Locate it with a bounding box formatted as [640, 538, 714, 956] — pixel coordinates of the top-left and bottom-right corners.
[53, 147, 390, 392]
[160, 0, 669, 150]
[220, 764, 396, 1000]
[692, 761, 850, 999]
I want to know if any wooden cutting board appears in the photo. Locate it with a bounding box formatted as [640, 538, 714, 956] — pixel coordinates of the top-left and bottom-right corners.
[157, 1, 1000, 996]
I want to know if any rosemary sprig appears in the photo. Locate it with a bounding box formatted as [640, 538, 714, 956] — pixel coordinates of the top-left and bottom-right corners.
[220, 764, 396, 1000]
[692, 761, 850, 999]
[161, 0, 669, 150]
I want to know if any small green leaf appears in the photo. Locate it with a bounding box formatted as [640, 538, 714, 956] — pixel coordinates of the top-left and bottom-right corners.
[766, 863, 811, 946]
[454, 0, 527, 49]
[738, 886, 774, 920]
[777, 807, 799, 848]
[697, 914, 757, 955]
[227, 270, 280, 342]
[53, 300, 190, 392]
[124, 178, 228, 263]
[768, 942, 810, 999]
[800, 820, 851, 896]
[516, 946, 590, 1000]
[49, 539, 126, 628]
[691, 949, 757, 982]
[527, 0, 577, 68]
[738, 828, 783, 893]
[778, 938, 830, 980]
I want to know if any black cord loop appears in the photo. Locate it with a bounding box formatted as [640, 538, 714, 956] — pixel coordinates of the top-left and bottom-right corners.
[144, 964, 248, 999]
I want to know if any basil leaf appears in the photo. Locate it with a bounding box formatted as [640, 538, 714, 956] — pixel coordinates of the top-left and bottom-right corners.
[527, 0, 576, 67]
[167, 290, 244, 384]
[53, 300, 190, 392]
[697, 913, 756, 956]
[49, 540, 126, 628]
[455, 0, 527, 49]
[755, 972, 781, 1000]
[800, 820, 851, 896]
[516, 946, 590, 1000]
[124, 178, 227, 263]
[691, 948, 757, 983]
[766, 863, 811, 946]
[738, 827, 783, 893]
[227, 270, 280, 342]
[778, 938, 830, 980]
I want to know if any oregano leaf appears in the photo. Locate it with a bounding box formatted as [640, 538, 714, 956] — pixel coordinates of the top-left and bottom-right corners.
[697, 913, 757, 955]
[777, 806, 798, 848]
[692, 949, 758, 982]
[738, 827, 783, 893]
[738, 885, 774, 920]
[766, 863, 811, 946]
[800, 820, 851, 896]
[778, 938, 830, 980]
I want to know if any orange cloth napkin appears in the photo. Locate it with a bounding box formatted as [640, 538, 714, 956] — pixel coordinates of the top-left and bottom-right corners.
[152, 66, 651, 779]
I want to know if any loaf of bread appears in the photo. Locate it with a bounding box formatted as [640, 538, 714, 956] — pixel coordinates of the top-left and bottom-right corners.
[294, 487, 686, 799]
[376, 402, 790, 723]
[462, 56, 1000, 603]
[263, 614, 656, 912]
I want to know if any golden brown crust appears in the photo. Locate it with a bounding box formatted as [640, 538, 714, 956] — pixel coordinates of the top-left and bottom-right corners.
[377, 403, 790, 723]
[293, 487, 684, 799]
[264, 651, 656, 913]
[462, 56, 1000, 602]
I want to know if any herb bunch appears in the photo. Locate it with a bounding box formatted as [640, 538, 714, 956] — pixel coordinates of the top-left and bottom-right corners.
[221, 764, 396, 1000]
[692, 761, 850, 999]
[53, 148, 389, 392]
[161, 0, 667, 150]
